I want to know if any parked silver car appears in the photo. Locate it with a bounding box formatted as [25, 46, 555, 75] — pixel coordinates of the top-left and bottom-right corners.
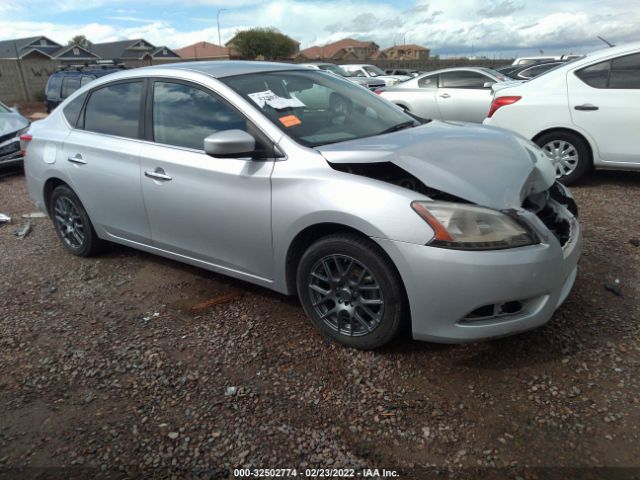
[0, 100, 30, 168]
[300, 63, 386, 91]
[378, 67, 514, 122]
[342, 64, 410, 86]
[23, 61, 582, 349]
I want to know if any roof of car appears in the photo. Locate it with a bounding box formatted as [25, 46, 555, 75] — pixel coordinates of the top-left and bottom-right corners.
[145, 60, 309, 78]
[582, 41, 640, 61]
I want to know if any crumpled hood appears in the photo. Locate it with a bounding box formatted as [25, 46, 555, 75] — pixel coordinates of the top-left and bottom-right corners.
[0, 113, 29, 137]
[317, 120, 556, 209]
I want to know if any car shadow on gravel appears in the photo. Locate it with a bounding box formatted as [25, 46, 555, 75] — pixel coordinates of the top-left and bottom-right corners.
[580, 170, 640, 186]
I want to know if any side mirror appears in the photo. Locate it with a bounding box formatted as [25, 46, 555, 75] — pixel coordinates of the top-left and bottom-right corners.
[483, 81, 496, 88]
[204, 130, 255, 158]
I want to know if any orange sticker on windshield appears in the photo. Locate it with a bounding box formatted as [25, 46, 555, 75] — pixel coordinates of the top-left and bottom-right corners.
[279, 115, 302, 127]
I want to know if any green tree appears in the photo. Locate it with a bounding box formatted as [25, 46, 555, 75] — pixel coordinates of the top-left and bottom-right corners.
[68, 35, 90, 49]
[227, 28, 298, 60]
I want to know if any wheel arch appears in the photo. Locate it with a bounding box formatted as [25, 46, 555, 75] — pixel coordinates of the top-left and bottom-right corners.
[284, 222, 408, 308]
[43, 177, 72, 216]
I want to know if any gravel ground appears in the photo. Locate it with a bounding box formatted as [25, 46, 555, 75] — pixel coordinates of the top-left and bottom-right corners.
[1, 168, 639, 479]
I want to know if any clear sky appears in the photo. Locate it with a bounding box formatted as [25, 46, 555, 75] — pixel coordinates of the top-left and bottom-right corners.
[0, 0, 637, 57]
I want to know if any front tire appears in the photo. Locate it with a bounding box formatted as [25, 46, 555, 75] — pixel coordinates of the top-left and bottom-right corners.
[50, 185, 103, 257]
[296, 234, 406, 349]
[535, 131, 591, 185]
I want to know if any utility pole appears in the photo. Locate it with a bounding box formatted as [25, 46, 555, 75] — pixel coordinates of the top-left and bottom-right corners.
[217, 8, 227, 55]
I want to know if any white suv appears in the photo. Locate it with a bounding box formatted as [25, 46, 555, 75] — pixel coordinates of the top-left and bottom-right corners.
[484, 42, 640, 184]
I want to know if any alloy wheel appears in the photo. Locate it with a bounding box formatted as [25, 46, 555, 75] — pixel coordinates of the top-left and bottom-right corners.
[53, 196, 85, 249]
[307, 254, 385, 337]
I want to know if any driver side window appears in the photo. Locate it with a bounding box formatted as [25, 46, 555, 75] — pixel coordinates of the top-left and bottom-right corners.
[152, 81, 246, 150]
[418, 75, 437, 88]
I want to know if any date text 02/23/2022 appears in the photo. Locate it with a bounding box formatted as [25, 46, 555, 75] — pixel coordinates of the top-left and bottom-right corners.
[233, 468, 399, 478]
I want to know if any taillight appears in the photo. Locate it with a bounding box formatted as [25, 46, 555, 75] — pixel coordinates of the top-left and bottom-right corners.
[374, 89, 384, 95]
[20, 134, 32, 157]
[487, 96, 521, 118]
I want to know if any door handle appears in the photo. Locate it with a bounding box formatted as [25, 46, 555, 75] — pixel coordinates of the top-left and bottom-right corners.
[574, 104, 598, 111]
[439, 93, 451, 99]
[67, 154, 86, 165]
[145, 168, 172, 181]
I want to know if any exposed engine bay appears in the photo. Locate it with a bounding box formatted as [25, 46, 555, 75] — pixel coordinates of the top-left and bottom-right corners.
[329, 161, 469, 203]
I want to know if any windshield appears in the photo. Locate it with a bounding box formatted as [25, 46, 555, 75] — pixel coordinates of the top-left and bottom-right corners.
[222, 70, 418, 147]
[318, 64, 351, 77]
[363, 65, 386, 77]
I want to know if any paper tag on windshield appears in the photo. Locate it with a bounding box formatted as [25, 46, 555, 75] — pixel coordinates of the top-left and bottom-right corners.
[248, 90, 305, 110]
[279, 115, 302, 127]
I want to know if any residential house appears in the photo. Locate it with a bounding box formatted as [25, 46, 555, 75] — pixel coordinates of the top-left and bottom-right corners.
[0, 36, 98, 62]
[383, 44, 430, 61]
[88, 39, 180, 62]
[175, 41, 231, 60]
[298, 38, 383, 61]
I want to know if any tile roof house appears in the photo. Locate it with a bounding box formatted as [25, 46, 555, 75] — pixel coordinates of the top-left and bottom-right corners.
[0, 36, 98, 61]
[175, 41, 231, 60]
[298, 38, 382, 61]
[88, 39, 180, 62]
[383, 44, 430, 61]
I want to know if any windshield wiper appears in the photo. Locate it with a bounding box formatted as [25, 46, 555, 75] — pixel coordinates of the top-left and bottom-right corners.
[378, 121, 417, 135]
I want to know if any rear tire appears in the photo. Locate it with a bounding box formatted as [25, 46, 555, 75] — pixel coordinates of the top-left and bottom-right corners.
[296, 234, 406, 350]
[50, 185, 104, 257]
[535, 131, 591, 185]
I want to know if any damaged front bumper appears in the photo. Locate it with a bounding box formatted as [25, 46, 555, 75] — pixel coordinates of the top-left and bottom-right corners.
[0, 133, 24, 167]
[374, 182, 582, 343]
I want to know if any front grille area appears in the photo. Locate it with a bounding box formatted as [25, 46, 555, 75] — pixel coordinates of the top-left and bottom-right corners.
[0, 140, 20, 159]
[523, 182, 576, 248]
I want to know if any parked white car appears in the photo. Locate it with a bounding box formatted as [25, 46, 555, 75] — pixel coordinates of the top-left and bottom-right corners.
[341, 64, 410, 86]
[484, 41, 640, 184]
[378, 67, 514, 123]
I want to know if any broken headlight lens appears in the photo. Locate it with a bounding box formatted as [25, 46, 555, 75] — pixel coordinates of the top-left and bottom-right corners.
[412, 201, 539, 250]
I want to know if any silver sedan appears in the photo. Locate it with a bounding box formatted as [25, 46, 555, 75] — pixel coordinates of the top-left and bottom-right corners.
[378, 67, 514, 123]
[23, 62, 581, 349]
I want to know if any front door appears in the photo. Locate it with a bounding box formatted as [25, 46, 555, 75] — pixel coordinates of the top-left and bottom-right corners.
[139, 80, 274, 280]
[568, 52, 640, 164]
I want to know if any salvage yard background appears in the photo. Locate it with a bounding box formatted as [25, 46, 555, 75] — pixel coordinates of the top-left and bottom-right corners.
[0, 169, 639, 478]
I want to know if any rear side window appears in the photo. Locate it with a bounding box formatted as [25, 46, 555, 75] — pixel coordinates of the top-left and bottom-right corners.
[609, 53, 640, 89]
[84, 81, 143, 139]
[418, 75, 437, 88]
[439, 71, 491, 88]
[575, 61, 610, 88]
[62, 92, 87, 128]
[46, 75, 62, 99]
[576, 53, 640, 89]
[61, 76, 81, 99]
[152, 81, 246, 150]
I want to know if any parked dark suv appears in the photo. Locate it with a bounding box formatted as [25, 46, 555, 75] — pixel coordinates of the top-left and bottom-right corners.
[45, 64, 126, 113]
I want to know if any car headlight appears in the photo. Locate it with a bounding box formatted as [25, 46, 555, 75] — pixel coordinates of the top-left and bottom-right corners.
[411, 201, 539, 250]
[16, 125, 30, 138]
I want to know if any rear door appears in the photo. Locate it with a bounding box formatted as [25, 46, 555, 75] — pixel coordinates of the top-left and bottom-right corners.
[139, 79, 274, 280]
[436, 71, 496, 122]
[390, 74, 440, 119]
[63, 80, 151, 242]
[568, 52, 640, 164]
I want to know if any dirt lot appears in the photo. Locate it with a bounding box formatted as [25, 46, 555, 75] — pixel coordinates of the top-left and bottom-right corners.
[1, 168, 639, 479]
